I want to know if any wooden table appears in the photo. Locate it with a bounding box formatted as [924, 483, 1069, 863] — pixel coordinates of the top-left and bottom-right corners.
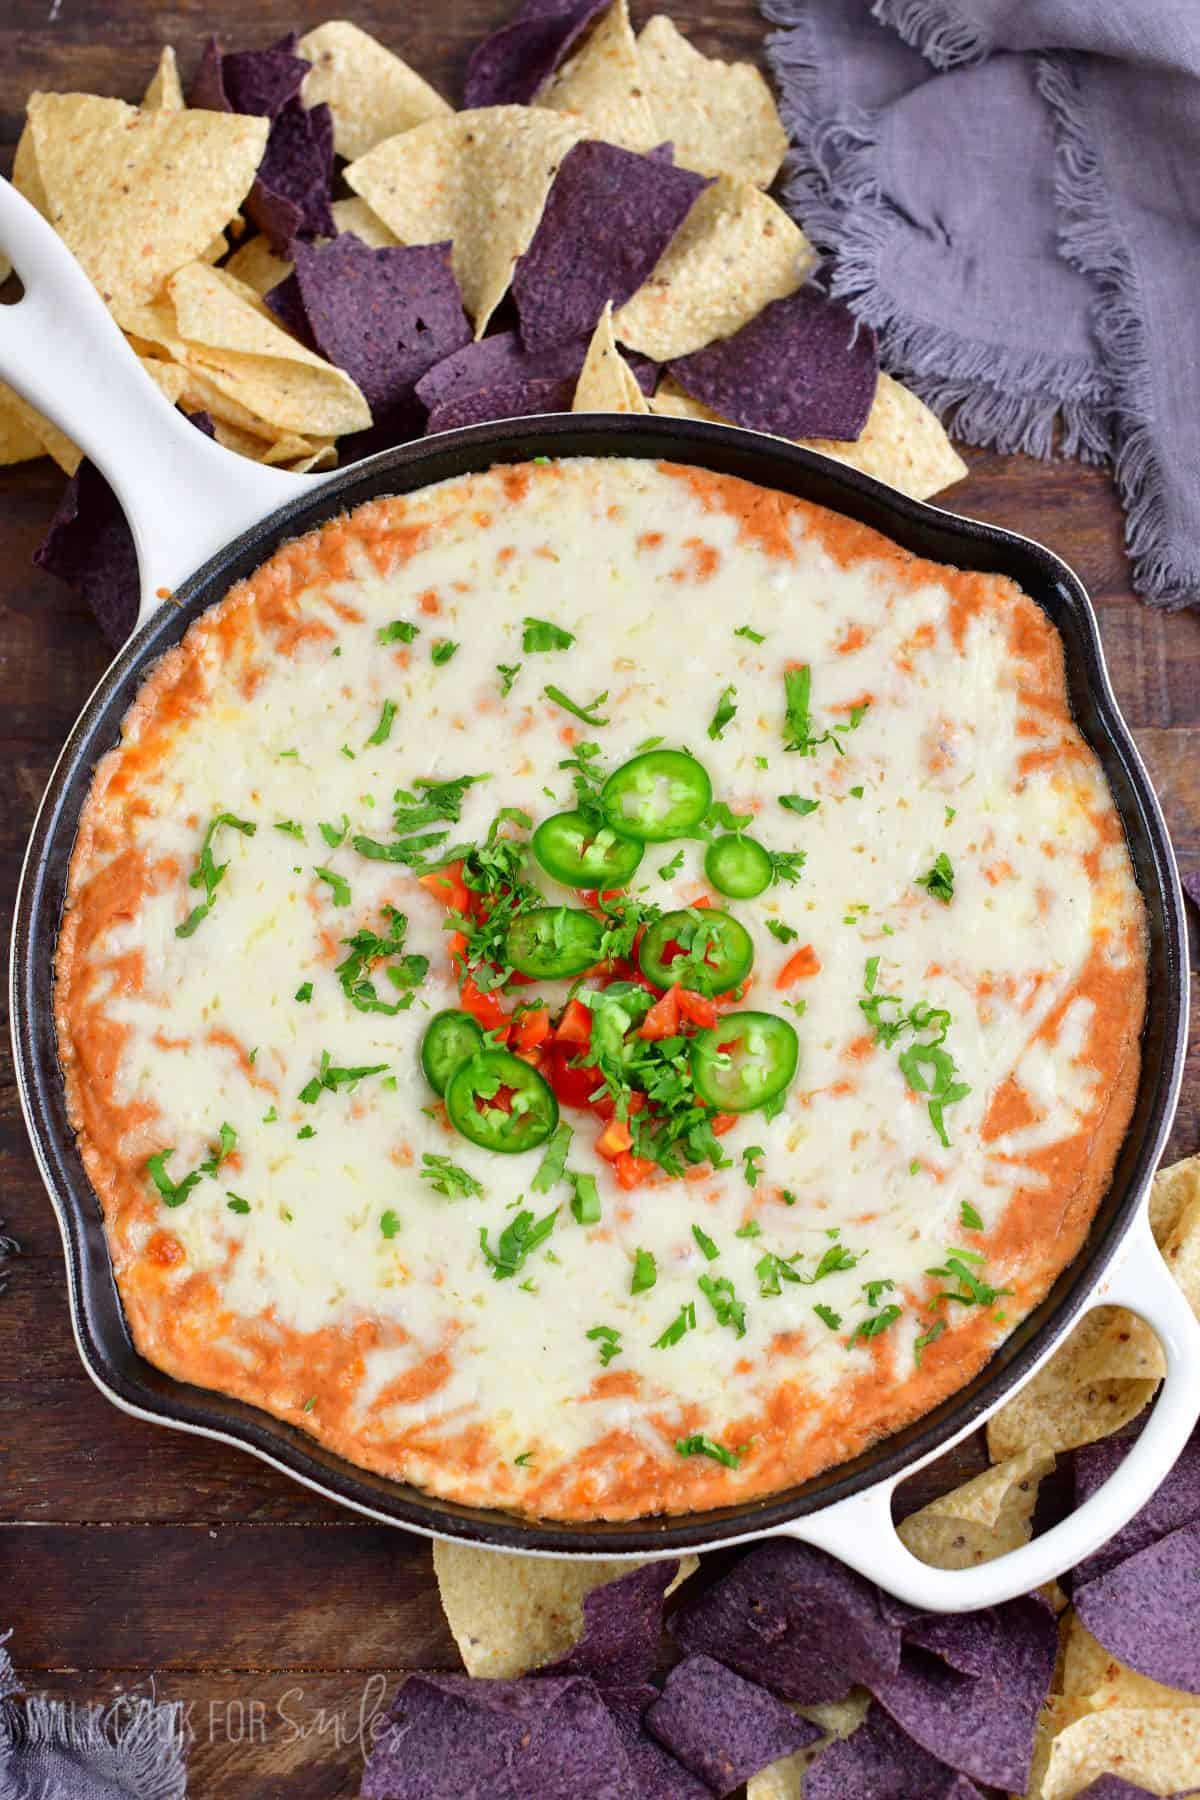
[1, 4, 1197, 1794]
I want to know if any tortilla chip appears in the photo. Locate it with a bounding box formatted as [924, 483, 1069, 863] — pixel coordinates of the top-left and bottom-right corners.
[536, 0, 657, 153]
[165, 262, 371, 436]
[136, 356, 189, 407]
[142, 46, 184, 113]
[1061, 1615, 1199, 1712]
[0, 384, 49, 465]
[331, 195, 400, 249]
[12, 118, 48, 216]
[27, 92, 268, 311]
[346, 107, 583, 335]
[1157, 1177, 1200, 1320]
[224, 236, 295, 296]
[0, 382, 81, 474]
[636, 14, 787, 188]
[746, 1692, 872, 1800]
[574, 305, 648, 413]
[465, 0, 611, 109]
[1033, 1699, 1200, 1799]
[986, 1301, 1162, 1464]
[614, 176, 814, 361]
[432, 1541, 696, 1680]
[1149, 1153, 1200, 1247]
[897, 1449, 1053, 1571]
[297, 21, 450, 161]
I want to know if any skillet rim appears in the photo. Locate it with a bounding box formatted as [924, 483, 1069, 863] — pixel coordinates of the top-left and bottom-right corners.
[9, 411, 1188, 1553]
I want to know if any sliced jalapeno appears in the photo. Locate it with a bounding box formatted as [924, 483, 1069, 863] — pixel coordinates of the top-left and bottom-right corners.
[704, 834, 772, 900]
[445, 1048, 559, 1153]
[420, 1009, 484, 1096]
[532, 811, 644, 888]
[639, 908, 753, 996]
[691, 1011, 799, 1113]
[505, 906, 605, 979]
[601, 749, 712, 842]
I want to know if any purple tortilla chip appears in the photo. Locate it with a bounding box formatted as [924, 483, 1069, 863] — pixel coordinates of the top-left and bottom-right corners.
[806, 1704, 982, 1800]
[263, 271, 316, 351]
[220, 34, 309, 118]
[1074, 1430, 1200, 1586]
[542, 1561, 680, 1689]
[426, 376, 576, 435]
[898, 1611, 997, 1680]
[361, 1672, 636, 1800]
[1075, 1518, 1200, 1691]
[513, 140, 708, 352]
[188, 37, 232, 112]
[670, 1540, 902, 1703]
[285, 236, 471, 426]
[873, 1595, 1057, 1792]
[625, 350, 659, 397]
[248, 98, 336, 250]
[33, 412, 215, 648]
[416, 331, 585, 413]
[464, 0, 611, 108]
[670, 287, 880, 442]
[647, 1654, 819, 1797]
[1080, 1783, 1198, 1800]
[601, 1688, 713, 1800]
[1182, 869, 1200, 910]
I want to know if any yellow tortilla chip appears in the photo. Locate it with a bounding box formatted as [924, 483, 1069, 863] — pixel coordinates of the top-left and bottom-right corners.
[142, 46, 184, 113]
[13, 118, 48, 217]
[1061, 1615, 1199, 1711]
[1032, 1699, 1200, 1799]
[136, 355, 189, 407]
[1149, 1152, 1200, 1246]
[0, 382, 81, 474]
[897, 1448, 1053, 1570]
[331, 196, 400, 249]
[433, 1541, 697, 1679]
[986, 1301, 1162, 1463]
[536, 0, 657, 153]
[614, 176, 814, 361]
[0, 384, 49, 465]
[747, 1692, 872, 1800]
[1157, 1175, 1200, 1320]
[27, 92, 268, 311]
[346, 107, 583, 335]
[298, 21, 451, 162]
[636, 14, 788, 189]
[223, 236, 294, 296]
[573, 304, 648, 413]
[280, 438, 338, 474]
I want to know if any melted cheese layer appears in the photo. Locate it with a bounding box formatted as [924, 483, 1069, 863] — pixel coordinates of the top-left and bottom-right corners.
[56, 458, 1145, 1520]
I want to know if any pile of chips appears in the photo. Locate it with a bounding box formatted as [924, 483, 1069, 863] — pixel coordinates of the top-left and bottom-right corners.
[366, 1151, 1200, 1798]
[0, 3, 968, 643]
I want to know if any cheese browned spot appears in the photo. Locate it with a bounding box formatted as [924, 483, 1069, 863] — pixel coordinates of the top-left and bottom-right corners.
[56, 458, 1145, 1521]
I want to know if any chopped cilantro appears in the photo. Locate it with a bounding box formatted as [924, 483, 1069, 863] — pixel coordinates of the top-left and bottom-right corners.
[735, 1219, 762, 1239]
[262, 1106, 278, 1124]
[849, 784, 864, 799]
[544, 684, 610, 727]
[914, 1318, 947, 1364]
[692, 1224, 720, 1261]
[698, 1272, 746, 1337]
[859, 959, 970, 1146]
[421, 1153, 485, 1198]
[915, 852, 955, 904]
[756, 1250, 801, 1297]
[303, 1397, 316, 1413]
[274, 820, 305, 841]
[849, 1303, 903, 1347]
[297, 1125, 316, 1140]
[497, 662, 522, 696]
[945, 805, 957, 825]
[336, 905, 427, 1014]
[586, 1324, 622, 1366]
[707, 684, 737, 741]
[314, 866, 351, 907]
[813, 1303, 842, 1331]
[742, 1144, 765, 1188]
[658, 848, 685, 881]
[779, 795, 820, 816]
[480, 1206, 558, 1280]
[531, 1121, 573, 1194]
[675, 1433, 742, 1468]
[299, 1051, 389, 1105]
[522, 617, 575, 652]
[569, 1171, 601, 1225]
[631, 1247, 657, 1294]
[863, 1277, 896, 1308]
[380, 1210, 401, 1239]
[783, 665, 869, 758]
[925, 1254, 1013, 1309]
[366, 700, 397, 746]
[431, 640, 459, 665]
[146, 1122, 236, 1207]
[654, 1301, 696, 1348]
[176, 813, 256, 938]
[226, 1193, 251, 1215]
[295, 981, 313, 1003]
[766, 919, 799, 944]
[514, 1451, 534, 1466]
[378, 620, 418, 644]
[319, 815, 350, 849]
[767, 849, 806, 887]
[960, 1200, 984, 1231]
[735, 624, 765, 644]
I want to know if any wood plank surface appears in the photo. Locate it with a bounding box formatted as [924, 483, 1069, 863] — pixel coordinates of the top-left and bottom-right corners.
[1, 4, 1198, 1796]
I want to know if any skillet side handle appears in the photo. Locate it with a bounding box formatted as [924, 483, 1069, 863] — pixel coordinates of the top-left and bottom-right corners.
[775, 1210, 1200, 1611]
[0, 178, 318, 637]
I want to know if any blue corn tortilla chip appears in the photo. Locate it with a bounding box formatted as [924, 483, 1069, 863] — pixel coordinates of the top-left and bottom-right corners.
[1074, 1429, 1200, 1585]
[188, 33, 309, 118]
[1182, 869, 1200, 910]
[897, 1610, 998, 1680]
[806, 1703, 983, 1800]
[873, 1595, 1057, 1793]
[646, 1654, 819, 1796]
[263, 271, 315, 350]
[278, 237, 471, 434]
[669, 287, 879, 442]
[601, 1688, 713, 1800]
[464, 0, 612, 108]
[669, 1540, 902, 1703]
[361, 1672, 636, 1800]
[416, 331, 586, 414]
[542, 1560, 680, 1689]
[33, 413, 215, 648]
[1079, 1783, 1197, 1799]
[1074, 1518, 1200, 1692]
[426, 377, 576, 435]
[249, 99, 336, 249]
[625, 350, 659, 397]
[513, 141, 708, 352]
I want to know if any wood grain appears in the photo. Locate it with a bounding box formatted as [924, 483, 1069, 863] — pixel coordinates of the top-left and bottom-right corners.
[1, 5, 1198, 1797]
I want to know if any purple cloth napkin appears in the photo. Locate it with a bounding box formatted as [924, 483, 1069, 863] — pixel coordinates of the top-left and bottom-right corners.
[0, 1635, 187, 1800]
[763, 0, 1200, 609]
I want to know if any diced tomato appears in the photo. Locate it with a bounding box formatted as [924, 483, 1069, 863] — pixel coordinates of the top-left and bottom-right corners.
[514, 1006, 551, 1053]
[420, 860, 470, 915]
[514, 1046, 546, 1071]
[776, 944, 822, 987]
[459, 975, 510, 1035]
[546, 1050, 612, 1116]
[710, 1112, 739, 1137]
[595, 1117, 633, 1160]
[554, 998, 593, 1047]
[676, 988, 717, 1029]
[613, 1151, 655, 1191]
[579, 888, 626, 909]
[638, 987, 681, 1040]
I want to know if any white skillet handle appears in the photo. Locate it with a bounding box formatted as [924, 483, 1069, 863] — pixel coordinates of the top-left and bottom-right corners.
[778, 1209, 1200, 1611]
[0, 178, 322, 636]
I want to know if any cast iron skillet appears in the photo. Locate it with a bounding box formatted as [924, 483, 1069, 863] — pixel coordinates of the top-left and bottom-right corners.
[3, 180, 1195, 1610]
